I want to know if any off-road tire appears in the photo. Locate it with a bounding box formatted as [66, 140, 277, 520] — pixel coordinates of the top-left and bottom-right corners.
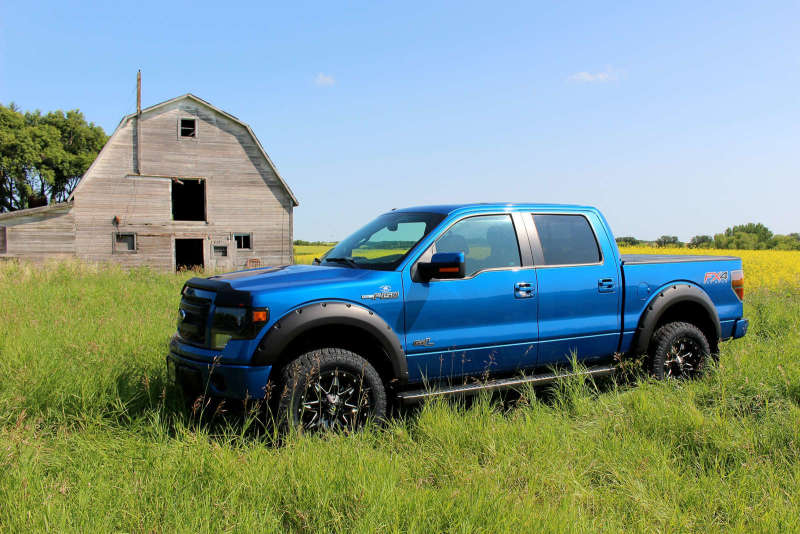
[276, 347, 387, 432]
[649, 321, 711, 380]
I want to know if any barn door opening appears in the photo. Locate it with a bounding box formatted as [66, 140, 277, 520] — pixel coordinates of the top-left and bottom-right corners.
[175, 238, 204, 271]
[172, 179, 206, 221]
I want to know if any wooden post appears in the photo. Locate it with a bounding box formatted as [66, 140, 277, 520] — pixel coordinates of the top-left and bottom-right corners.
[136, 70, 141, 114]
[135, 70, 142, 174]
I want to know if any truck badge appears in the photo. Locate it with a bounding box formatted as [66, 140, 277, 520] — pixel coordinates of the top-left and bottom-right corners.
[361, 285, 399, 300]
[704, 271, 729, 284]
[413, 337, 435, 347]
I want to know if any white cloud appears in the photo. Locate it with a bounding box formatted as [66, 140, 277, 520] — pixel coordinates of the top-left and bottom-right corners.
[314, 73, 336, 87]
[567, 67, 620, 83]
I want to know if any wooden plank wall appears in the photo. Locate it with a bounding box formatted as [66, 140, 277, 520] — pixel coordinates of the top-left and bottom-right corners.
[71, 97, 294, 271]
[0, 210, 75, 261]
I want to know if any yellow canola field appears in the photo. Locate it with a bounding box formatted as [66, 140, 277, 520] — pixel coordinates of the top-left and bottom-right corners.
[294, 245, 800, 290]
[619, 247, 800, 290]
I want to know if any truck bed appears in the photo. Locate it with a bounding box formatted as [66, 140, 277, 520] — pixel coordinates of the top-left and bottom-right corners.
[618, 253, 744, 354]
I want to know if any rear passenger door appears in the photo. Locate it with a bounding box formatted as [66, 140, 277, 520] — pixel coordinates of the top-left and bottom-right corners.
[525, 212, 620, 365]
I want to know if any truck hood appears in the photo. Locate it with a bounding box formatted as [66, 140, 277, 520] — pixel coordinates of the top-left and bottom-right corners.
[201, 264, 401, 306]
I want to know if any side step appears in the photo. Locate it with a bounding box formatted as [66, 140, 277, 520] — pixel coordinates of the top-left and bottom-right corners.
[396, 364, 617, 404]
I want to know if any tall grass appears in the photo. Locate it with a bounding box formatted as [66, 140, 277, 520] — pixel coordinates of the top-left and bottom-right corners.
[1, 260, 799, 532]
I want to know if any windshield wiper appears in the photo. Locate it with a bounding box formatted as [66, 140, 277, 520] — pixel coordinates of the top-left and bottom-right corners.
[323, 257, 360, 268]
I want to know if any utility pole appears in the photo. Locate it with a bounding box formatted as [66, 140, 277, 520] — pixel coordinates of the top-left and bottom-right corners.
[135, 70, 142, 174]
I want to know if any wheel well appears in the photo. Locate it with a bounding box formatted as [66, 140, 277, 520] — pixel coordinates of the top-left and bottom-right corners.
[653, 301, 719, 353]
[274, 324, 397, 386]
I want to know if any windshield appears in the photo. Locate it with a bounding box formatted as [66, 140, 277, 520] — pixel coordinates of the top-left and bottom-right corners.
[322, 211, 445, 270]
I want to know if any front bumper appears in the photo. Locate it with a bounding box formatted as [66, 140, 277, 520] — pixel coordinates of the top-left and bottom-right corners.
[167, 352, 273, 400]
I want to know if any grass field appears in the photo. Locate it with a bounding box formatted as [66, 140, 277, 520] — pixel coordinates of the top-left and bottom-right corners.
[1, 251, 800, 532]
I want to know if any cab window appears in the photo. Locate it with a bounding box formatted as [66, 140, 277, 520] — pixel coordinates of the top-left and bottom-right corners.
[533, 214, 601, 265]
[434, 214, 521, 276]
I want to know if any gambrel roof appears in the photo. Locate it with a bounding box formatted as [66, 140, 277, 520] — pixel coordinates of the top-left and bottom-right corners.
[68, 93, 298, 206]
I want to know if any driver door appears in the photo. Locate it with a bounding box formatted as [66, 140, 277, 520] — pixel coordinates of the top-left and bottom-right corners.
[402, 213, 539, 383]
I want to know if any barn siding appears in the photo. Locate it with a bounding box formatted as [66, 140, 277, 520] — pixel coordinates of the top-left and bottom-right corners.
[0, 210, 75, 260]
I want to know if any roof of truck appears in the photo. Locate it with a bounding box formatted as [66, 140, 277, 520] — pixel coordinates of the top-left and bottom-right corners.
[392, 203, 597, 215]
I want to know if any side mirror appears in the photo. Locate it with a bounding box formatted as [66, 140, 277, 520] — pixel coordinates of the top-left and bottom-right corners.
[418, 252, 465, 281]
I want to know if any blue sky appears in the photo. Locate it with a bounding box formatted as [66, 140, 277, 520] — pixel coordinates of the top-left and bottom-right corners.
[2, 1, 798, 241]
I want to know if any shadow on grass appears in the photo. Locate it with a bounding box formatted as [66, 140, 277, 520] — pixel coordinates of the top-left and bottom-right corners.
[105, 355, 650, 447]
[108, 367, 283, 445]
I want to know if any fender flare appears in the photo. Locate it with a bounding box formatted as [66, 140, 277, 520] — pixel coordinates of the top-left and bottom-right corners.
[252, 301, 408, 383]
[632, 283, 721, 354]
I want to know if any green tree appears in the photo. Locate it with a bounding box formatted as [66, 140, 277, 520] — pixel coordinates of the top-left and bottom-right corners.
[772, 233, 800, 250]
[0, 103, 107, 212]
[655, 235, 682, 247]
[714, 222, 775, 249]
[688, 235, 714, 248]
[615, 236, 640, 246]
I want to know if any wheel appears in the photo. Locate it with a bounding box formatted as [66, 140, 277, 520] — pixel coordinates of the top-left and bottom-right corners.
[276, 347, 387, 432]
[649, 321, 711, 379]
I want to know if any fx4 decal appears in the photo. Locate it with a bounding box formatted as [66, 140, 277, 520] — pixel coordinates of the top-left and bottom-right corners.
[704, 271, 729, 284]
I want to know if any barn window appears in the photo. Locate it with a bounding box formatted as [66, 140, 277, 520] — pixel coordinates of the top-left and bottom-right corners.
[0, 226, 6, 254]
[114, 232, 137, 253]
[213, 245, 228, 257]
[172, 179, 206, 221]
[180, 118, 196, 138]
[234, 233, 252, 249]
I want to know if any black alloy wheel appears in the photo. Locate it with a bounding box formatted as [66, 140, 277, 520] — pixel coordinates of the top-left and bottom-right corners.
[277, 347, 387, 432]
[663, 336, 704, 378]
[649, 321, 711, 380]
[299, 367, 370, 430]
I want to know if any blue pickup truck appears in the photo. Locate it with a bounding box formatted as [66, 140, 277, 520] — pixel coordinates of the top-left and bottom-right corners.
[168, 203, 748, 430]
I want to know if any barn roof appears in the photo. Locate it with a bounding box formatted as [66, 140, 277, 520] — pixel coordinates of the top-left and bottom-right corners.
[68, 93, 299, 206]
[0, 201, 73, 222]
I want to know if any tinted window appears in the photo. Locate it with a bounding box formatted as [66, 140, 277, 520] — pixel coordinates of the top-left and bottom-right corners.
[533, 214, 600, 265]
[434, 214, 520, 276]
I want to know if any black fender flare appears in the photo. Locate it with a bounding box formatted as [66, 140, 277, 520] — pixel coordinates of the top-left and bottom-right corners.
[633, 283, 721, 354]
[252, 301, 408, 383]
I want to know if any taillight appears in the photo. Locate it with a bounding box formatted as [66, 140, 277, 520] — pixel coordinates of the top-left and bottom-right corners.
[731, 270, 744, 301]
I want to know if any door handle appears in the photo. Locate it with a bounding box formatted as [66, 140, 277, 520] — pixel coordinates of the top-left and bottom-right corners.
[514, 282, 534, 298]
[598, 278, 615, 293]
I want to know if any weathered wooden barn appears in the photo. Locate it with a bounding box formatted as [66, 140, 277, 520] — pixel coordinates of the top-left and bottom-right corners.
[0, 94, 298, 270]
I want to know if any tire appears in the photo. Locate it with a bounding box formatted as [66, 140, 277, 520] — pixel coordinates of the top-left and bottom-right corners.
[649, 321, 711, 380]
[276, 347, 387, 432]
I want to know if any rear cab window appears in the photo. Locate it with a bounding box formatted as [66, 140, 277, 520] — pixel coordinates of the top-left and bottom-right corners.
[532, 214, 601, 266]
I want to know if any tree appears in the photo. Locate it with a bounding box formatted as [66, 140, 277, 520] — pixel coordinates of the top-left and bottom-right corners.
[0, 103, 107, 212]
[714, 222, 775, 249]
[655, 235, 681, 248]
[772, 233, 800, 251]
[688, 235, 714, 248]
[615, 236, 640, 246]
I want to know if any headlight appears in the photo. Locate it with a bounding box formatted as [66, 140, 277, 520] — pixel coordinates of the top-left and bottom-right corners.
[210, 306, 269, 350]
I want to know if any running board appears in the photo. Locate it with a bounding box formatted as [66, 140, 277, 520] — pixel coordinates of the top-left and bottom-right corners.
[396, 364, 617, 404]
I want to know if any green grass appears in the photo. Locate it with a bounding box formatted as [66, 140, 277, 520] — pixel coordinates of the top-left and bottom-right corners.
[1, 261, 800, 532]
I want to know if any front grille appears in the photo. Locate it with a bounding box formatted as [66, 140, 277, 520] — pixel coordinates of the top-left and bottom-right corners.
[177, 295, 211, 346]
